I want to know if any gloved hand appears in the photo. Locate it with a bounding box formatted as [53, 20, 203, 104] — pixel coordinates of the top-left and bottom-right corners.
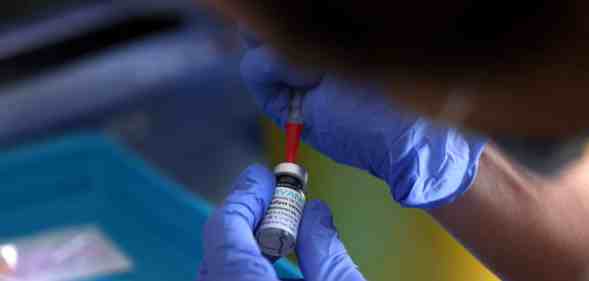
[198, 164, 366, 281]
[241, 47, 487, 209]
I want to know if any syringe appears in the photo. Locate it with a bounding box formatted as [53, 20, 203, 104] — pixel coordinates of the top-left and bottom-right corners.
[285, 91, 304, 163]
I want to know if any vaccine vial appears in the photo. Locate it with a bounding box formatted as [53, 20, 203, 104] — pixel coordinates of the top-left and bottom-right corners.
[256, 162, 308, 261]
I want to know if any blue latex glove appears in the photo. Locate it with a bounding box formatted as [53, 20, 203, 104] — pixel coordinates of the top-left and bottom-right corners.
[241, 47, 487, 209]
[198, 164, 366, 281]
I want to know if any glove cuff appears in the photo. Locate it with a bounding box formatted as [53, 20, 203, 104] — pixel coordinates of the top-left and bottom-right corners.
[394, 134, 488, 209]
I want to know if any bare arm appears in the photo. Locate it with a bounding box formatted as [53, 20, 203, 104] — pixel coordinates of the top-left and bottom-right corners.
[430, 145, 589, 281]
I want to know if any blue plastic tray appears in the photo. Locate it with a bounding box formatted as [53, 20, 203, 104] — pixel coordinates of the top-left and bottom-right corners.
[0, 133, 301, 280]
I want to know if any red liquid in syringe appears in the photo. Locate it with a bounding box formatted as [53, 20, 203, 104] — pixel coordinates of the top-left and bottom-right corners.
[285, 92, 304, 163]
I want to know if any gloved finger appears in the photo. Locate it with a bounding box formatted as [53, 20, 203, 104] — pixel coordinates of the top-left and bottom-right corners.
[296, 200, 366, 281]
[199, 164, 278, 281]
[241, 46, 323, 127]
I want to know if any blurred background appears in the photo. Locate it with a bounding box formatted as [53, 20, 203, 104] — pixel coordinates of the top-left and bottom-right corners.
[0, 1, 497, 280]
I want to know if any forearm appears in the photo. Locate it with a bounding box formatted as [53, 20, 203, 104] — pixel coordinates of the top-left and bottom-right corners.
[430, 145, 589, 281]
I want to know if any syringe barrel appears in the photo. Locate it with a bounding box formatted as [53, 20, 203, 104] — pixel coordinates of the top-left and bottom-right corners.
[287, 91, 304, 124]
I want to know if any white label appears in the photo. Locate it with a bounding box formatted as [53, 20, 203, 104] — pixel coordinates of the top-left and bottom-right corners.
[259, 186, 305, 238]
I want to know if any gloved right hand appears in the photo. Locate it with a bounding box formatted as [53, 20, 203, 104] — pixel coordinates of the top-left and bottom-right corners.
[241, 46, 487, 209]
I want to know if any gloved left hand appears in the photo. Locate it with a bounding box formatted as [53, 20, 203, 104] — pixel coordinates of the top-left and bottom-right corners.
[198, 164, 366, 281]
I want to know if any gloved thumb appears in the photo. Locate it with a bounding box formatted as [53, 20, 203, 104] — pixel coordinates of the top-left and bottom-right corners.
[296, 200, 366, 281]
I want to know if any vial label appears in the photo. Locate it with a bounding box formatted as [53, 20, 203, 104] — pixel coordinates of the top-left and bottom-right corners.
[259, 185, 305, 238]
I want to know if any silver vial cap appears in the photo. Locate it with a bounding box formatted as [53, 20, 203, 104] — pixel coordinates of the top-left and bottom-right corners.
[274, 162, 308, 189]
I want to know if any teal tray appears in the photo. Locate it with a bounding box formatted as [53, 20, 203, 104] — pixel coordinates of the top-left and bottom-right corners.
[0, 133, 301, 280]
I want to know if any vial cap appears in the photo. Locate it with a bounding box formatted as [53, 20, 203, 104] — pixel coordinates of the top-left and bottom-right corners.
[274, 162, 308, 188]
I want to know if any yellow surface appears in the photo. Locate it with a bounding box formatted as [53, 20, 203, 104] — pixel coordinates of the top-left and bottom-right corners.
[262, 119, 498, 281]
